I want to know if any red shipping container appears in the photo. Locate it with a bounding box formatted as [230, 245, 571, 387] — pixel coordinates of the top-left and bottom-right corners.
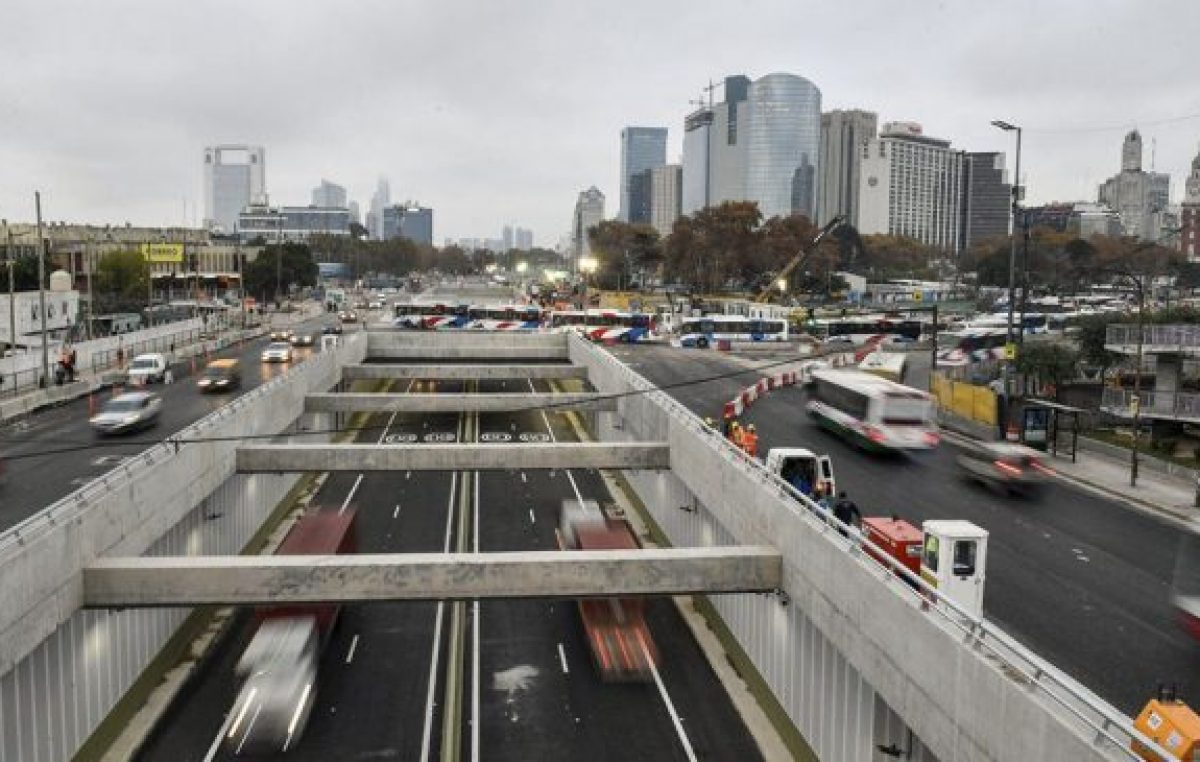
[861, 516, 922, 581]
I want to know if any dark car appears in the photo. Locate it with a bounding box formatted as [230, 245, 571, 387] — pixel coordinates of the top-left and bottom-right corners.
[289, 333, 315, 347]
[957, 442, 1055, 495]
[196, 359, 242, 392]
[322, 324, 344, 335]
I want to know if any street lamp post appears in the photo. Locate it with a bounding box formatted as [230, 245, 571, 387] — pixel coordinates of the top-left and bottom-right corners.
[3, 221, 15, 357]
[1130, 273, 1145, 487]
[991, 120, 1022, 406]
[34, 192, 49, 388]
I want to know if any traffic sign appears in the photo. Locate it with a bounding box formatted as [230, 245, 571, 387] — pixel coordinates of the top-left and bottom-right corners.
[1004, 343, 1017, 360]
[912, 291, 923, 302]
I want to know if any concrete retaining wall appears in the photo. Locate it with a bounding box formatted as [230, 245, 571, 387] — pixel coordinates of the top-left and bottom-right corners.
[568, 336, 1130, 762]
[0, 334, 366, 762]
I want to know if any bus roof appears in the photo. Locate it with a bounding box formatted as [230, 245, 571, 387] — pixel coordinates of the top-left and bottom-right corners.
[811, 368, 930, 399]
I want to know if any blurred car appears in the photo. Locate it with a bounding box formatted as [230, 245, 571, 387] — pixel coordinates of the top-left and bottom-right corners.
[261, 342, 294, 363]
[367, 300, 384, 310]
[269, 330, 290, 342]
[196, 358, 241, 392]
[90, 391, 162, 435]
[338, 311, 359, 323]
[322, 323, 344, 335]
[289, 332, 314, 347]
[957, 442, 1055, 495]
[126, 353, 168, 385]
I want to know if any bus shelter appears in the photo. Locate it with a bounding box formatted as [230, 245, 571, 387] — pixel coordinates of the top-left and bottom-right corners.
[1020, 399, 1085, 462]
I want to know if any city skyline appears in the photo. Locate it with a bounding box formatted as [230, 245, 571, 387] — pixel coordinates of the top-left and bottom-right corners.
[1, 1, 1198, 245]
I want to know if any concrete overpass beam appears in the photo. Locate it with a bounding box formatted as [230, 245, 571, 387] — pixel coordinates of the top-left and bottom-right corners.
[303, 392, 615, 414]
[235, 443, 669, 472]
[83, 547, 782, 606]
[341, 364, 589, 381]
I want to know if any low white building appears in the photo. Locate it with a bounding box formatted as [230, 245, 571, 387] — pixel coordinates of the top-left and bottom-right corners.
[0, 288, 80, 351]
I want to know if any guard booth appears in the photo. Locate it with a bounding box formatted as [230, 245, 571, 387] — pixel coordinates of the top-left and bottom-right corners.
[1020, 399, 1084, 462]
[920, 520, 988, 619]
[321, 333, 341, 352]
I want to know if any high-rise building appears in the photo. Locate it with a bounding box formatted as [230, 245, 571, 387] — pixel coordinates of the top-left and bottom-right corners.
[572, 186, 606, 261]
[237, 204, 350, 243]
[369, 177, 391, 240]
[502, 225, 515, 251]
[1098, 130, 1171, 241]
[680, 72, 821, 221]
[628, 169, 655, 225]
[515, 227, 534, 251]
[382, 204, 434, 246]
[203, 145, 266, 234]
[817, 110, 878, 226]
[650, 164, 683, 236]
[960, 151, 1012, 250]
[348, 201, 361, 225]
[857, 122, 966, 253]
[619, 127, 668, 222]
[311, 179, 347, 209]
[1181, 149, 1200, 261]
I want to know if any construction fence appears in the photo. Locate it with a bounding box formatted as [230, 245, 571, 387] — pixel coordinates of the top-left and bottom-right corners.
[931, 372, 998, 427]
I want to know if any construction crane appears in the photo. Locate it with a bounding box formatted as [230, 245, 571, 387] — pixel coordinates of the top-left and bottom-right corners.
[754, 215, 846, 303]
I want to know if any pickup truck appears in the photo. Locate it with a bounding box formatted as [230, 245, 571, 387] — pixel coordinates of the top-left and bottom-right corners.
[765, 447, 835, 500]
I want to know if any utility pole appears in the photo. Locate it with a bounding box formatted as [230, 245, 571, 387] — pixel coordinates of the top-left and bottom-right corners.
[991, 120, 1022, 411]
[3, 221, 15, 357]
[35, 192, 49, 388]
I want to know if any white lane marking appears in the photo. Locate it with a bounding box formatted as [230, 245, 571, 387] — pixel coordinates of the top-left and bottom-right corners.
[406, 471, 412, 479]
[393, 504, 401, 519]
[557, 643, 569, 674]
[528, 380, 584, 504]
[420, 470, 458, 762]
[642, 637, 698, 762]
[201, 708, 238, 762]
[235, 704, 264, 756]
[345, 634, 360, 664]
[529, 509, 536, 525]
[339, 474, 364, 516]
[471, 469, 481, 762]
[520, 472, 527, 483]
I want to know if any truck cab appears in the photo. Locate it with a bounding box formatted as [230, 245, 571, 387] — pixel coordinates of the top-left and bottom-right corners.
[765, 447, 835, 500]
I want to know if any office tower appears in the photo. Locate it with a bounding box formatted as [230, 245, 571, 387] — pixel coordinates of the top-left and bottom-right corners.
[311, 179, 348, 208]
[1098, 130, 1172, 241]
[681, 72, 821, 220]
[382, 204, 434, 246]
[502, 225, 514, 251]
[369, 177, 391, 240]
[628, 169, 655, 225]
[650, 164, 683, 236]
[619, 127, 668, 222]
[348, 201, 361, 225]
[960, 152, 1012, 250]
[572, 186, 606, 261]
[857, 122, 966, 252]
[203, 145, 266, 234]
[515, 227, 534, 251]
[817, 110, 878, 226]
[1181, 149, 1200, 261]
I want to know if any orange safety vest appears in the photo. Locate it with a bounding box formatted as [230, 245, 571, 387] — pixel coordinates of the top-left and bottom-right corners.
[731, 427, 744, 447]
[743, 432, 759, 457]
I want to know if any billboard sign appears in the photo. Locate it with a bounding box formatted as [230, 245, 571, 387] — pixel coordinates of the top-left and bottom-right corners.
[140, 243, 184, 263]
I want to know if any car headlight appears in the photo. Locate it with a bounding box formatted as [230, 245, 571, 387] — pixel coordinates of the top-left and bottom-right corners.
[216, 379, 229, 386]
[122, 415, 139, 424]
[198, 379, 211, 386]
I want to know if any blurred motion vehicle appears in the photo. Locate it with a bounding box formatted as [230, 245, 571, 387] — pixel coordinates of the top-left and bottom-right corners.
[89, 391, 162, 435]
[338, 310, 358, 323]
[225, 509, 357, 754]
[557, 499, 658, 681]
[321, 323, 343, 335]
[126, 353, 168, 385]
[269, 330, 291, 342]
[289, 332, 314, 347]
[807, 369, 939, 451]
[956, 442, 1054, 495]
[261, 342, 293, 363]
[196, 359, 241, 392]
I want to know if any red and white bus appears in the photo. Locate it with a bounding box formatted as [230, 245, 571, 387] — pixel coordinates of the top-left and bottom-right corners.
[548, 309, 658, 343]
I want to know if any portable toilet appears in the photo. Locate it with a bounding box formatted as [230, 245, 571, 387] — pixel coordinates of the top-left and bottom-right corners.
[920, 520, 988, 618]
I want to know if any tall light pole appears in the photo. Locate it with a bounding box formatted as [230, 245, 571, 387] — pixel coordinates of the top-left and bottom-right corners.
[3, 220, 15, 357]
[991, 120, 1022, 408]
[34, 192, 49, 387]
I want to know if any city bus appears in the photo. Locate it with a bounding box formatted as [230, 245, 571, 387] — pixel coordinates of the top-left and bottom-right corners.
[806, 368, 940, 451]
[393, 302, 543, 331]
[676, 314, 788, 348]
[810, 316, 924, 344]
[548, 309, 658, 342]
[936, 328, 1008, 366]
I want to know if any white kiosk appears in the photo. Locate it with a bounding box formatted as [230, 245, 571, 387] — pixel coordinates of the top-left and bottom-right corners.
[320, 333, 341, 352]
[920, 520, 988, 618]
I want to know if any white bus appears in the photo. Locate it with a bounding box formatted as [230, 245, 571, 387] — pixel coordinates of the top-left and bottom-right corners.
[806, 368, 939, 451]
[676, 314, 788, 348]
[547, 309, 658, 342]
[393, 302, 543, 331]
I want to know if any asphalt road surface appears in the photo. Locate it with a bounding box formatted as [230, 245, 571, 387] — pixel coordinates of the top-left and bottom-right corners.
[137, 371, 763, 761]
[0, 314, 344, 530]
[612, 342, 1200, 716]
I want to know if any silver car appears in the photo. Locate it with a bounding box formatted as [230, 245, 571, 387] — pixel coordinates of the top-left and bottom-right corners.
[90, 391, 162, 435]
[957, 442, 1055, 495]
[261, 342, 293, 363]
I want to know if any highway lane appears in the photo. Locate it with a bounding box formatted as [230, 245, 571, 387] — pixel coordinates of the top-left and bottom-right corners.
[474, 377, 763, 762]
[614, 342, 1200, 714]
[0, 315, 339, 529]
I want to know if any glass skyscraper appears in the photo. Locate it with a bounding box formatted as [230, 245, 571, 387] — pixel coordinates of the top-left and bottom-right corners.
[742, 74, 822, 220]
[619, 127, 668, 222]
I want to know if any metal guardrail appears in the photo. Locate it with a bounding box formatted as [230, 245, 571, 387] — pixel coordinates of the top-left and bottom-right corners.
[1103, 386, 1200, 420]
[0, 332, 364, 558]
[1107, 323, 1200, 350]
[571, 334, 1172, 761]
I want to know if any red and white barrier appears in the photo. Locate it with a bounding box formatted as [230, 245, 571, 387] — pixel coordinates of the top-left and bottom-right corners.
[722, 369, 800, 418]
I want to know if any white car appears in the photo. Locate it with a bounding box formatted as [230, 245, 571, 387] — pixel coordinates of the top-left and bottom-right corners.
[261, 342, 293, 363]
[126, 353, 168, 384]
[367, 300, 384, 310]
[90, 391, 162, 435]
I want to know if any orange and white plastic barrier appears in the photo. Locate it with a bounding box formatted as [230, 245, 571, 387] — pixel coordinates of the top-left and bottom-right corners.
[723, 369, 799, 417]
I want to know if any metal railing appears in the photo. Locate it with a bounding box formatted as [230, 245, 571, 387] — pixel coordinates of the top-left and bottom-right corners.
[0, 332, 364, 557]
[1103, 386, 1200, 420]
[1107, 324, 1200, 351]
[570, 333, 1171, 761]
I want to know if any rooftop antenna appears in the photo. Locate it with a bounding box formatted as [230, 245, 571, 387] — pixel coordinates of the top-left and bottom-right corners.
[703, 78, 719, 107]
[1151, 137, 1158, 171]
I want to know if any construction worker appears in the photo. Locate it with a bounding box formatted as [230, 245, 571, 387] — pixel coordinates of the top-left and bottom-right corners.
[721, 411, 734, 439]
[704, 416, 717, 432]
[742, 423, 759, 458]
[729, 420, 744, 449]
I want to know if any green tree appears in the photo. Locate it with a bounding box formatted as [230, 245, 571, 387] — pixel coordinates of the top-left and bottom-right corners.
[1015, 341, 1079, 392]
[94, 250, 149, 311]
[587, 219, 660, 290]
[1075, 314, 1122, 378]
[244, 243, 318, 303]
[9, 254, 41, 290]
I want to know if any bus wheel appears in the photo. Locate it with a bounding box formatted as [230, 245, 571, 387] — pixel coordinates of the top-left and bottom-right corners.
[619, 333, 632, 343]
[696, 337, 709, 349]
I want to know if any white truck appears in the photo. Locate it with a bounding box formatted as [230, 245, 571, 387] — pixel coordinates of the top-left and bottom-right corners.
[765, 447, 836, 501]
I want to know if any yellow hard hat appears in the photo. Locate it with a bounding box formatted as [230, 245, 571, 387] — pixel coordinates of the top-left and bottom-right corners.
[747, 424, 756, 431]
[731, 421, 740, 428]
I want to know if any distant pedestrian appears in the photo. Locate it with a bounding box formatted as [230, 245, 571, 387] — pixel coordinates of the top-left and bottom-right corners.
[721, 412, 734, 439]
[729, 421, 744, 449]
[832, 491, 862, 537]
[742, 423, 759, 459]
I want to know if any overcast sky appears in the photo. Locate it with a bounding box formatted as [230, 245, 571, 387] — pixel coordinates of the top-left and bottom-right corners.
[1, 0, 1198, 247]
